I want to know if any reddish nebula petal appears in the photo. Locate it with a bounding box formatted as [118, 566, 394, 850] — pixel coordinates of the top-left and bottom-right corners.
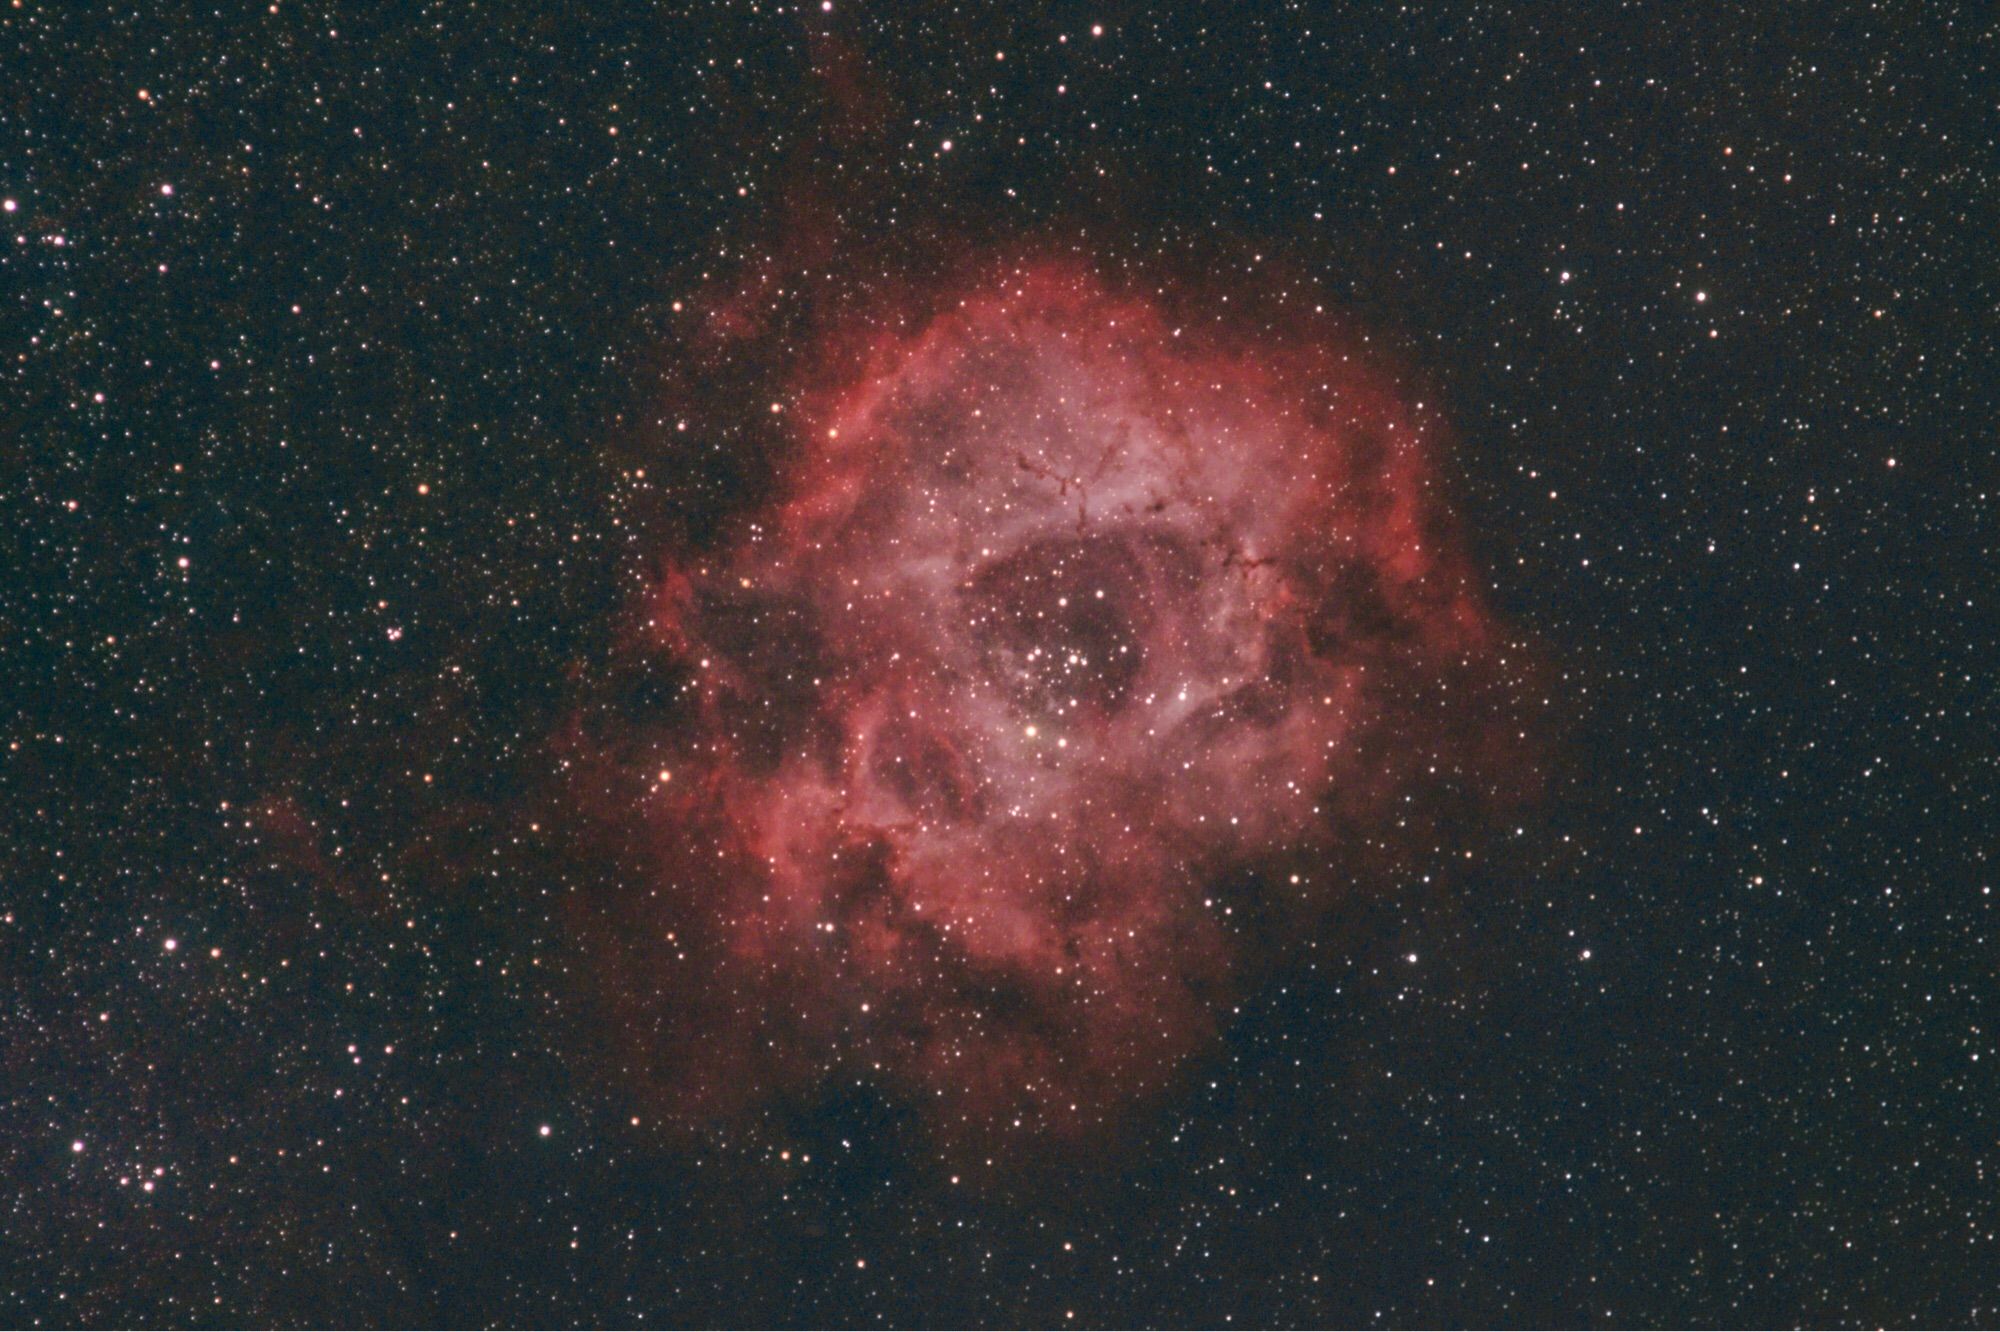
[561, 258, 1531, 1142]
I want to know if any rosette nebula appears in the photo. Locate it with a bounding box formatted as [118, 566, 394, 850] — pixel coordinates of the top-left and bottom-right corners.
[564, 260, 1529, 1139]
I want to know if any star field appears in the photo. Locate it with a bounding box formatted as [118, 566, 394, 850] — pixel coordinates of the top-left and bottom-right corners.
[4, 2, 1993, 1326]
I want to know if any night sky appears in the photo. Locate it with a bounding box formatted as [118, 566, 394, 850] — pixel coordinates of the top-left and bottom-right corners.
[6, 2, 1994, 1327]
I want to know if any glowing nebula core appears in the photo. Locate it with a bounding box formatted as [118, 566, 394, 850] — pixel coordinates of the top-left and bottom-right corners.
[565, 260, 1524, 1138]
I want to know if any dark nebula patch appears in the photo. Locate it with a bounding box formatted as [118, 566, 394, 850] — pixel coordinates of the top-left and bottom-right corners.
[560, 258, 1535, 1141]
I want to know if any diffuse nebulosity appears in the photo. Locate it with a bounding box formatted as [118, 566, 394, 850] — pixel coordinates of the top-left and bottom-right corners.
[561, 258, 1535, 1139]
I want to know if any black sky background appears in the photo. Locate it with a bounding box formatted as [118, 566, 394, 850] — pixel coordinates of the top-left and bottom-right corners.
[5, 1, 1995, 1326]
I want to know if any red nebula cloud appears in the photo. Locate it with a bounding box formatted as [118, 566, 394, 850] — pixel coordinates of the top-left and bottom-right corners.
[561, 258, 1529, 1141]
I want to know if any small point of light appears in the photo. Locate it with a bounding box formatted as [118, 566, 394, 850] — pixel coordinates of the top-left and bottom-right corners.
[72, 1140, 84, 1153]
[941, 139, 953, 152]
[160, 183, 174, 196]
[163, 938, 178, 952]
[539, 1124, 551, 1137]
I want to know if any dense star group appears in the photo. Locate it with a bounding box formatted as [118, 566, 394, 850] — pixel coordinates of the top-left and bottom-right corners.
[564, 260, 1527, 1136]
